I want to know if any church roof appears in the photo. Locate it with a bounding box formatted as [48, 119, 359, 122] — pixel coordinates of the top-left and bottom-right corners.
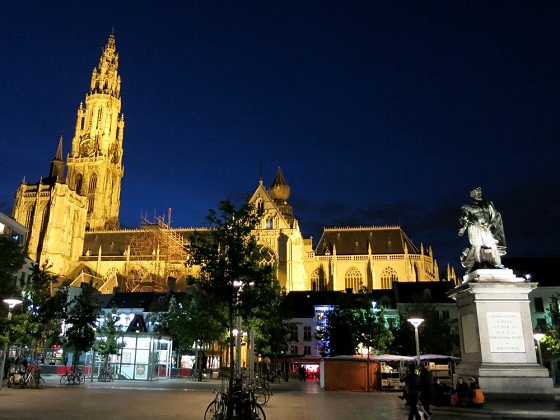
[314, 226, 420, 256]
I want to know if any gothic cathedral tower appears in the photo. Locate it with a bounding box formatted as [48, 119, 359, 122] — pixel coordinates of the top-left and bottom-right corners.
[66, 34, 125, 231]
[12, 34, 123, 277]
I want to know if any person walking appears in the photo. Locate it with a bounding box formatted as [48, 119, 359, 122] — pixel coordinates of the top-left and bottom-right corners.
[401, 364, 421, 420]
[419, 364, 433, 419]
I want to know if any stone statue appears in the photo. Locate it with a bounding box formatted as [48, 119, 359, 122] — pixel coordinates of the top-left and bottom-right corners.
[458, 187, 506, 273]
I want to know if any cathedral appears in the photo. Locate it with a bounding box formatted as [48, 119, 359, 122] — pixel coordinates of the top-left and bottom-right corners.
[11, 34, 455, 294]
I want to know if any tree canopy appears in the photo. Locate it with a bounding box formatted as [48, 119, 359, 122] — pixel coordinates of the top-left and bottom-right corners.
[318, 298, 393, 356]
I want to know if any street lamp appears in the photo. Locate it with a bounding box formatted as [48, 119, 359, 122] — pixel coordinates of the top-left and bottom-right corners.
[408, 317, 424, 366]
[1, 298, 23, 391]
[533, 331, 545, 366]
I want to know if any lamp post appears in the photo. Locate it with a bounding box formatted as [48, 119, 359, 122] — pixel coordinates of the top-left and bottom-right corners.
[1, 298, 23, 391]
[533, 331, 545, 366]
[408, 317, 424, 366]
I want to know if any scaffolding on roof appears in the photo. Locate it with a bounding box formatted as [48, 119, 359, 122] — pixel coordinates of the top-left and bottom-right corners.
[124, 214, 188, 292]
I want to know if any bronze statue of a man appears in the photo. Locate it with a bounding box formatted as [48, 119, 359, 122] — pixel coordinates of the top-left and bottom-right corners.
[459, 187, 506, 273]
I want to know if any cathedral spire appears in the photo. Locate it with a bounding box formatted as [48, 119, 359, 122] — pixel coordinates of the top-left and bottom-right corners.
[55, 135, 63, 160]
[49, 136, 65, 182]
[90, 34, 121, 98]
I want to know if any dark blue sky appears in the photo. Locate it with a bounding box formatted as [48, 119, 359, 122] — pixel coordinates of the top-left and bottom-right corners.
[1, 2, 559, 272]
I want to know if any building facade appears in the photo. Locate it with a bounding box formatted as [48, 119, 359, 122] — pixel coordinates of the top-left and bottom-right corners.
[11, 34, 455, 294]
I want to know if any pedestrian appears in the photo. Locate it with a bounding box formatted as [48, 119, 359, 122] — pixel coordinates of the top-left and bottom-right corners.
[455, 376, 469, 406]
[467, 377, 484, 408]
[400, 364, 421, 420]
[419, 364, 433, 419]
[432, 377, 450, 406]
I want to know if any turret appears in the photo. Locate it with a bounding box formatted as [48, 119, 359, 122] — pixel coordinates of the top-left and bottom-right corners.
[269, 167, 294, 226]
[48, 136, 65, 182]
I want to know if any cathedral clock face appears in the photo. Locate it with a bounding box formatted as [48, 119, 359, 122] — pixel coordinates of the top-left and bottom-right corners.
[80, 138, 95, 157]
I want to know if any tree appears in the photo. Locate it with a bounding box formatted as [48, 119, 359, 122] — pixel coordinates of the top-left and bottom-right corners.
[389, 296, 459, 357]
[541, 295, 560, 359]
[185, 199, 283, 416]
[0, 234, 26, 300]
[11, 263, 63, 358]
[95, 307, 125, 372]
[318, 303, 393, 356]
[64, 281, 100, 369]
[151, 291, 228, 379]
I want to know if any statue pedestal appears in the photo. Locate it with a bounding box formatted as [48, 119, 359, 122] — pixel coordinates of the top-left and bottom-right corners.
[448, 269, 554, 400]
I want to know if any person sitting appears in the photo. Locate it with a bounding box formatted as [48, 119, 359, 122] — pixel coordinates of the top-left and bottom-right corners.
[455, 376, 469, 406]
[432, 377, 450, 406]
[450, 389, 460, 407]
[467, 377, 484, 408]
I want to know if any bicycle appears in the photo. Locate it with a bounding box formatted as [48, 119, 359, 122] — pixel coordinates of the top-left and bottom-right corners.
[205, 380, 266, 419]
[98, 365, 115, 382]
[8, 365, 45, 389]
[190, 368, 211, 382]
[251, 376, 272, 405]
[60, 367, 86, 385]
[204, 388, 226, 420]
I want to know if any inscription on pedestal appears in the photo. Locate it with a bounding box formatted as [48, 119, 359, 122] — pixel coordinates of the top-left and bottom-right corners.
[487, 312, 525, 353]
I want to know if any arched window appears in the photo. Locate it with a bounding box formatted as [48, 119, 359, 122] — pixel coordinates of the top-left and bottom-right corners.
[24, 206, 34, 228]
[381, 267, 398, 289]
[311, 267, 327, 291]
[75, 173, 83, 195]
[344, 267, 362, 292]
[87, 174, 97, 214]
[259, 246, 276, 266]
[265, 215, 274, 229]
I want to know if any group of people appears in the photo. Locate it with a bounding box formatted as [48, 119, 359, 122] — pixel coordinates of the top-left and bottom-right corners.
[400, 364, 484, 420]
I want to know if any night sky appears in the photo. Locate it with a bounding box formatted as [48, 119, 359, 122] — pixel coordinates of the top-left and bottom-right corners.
[1, 2, 559, 272]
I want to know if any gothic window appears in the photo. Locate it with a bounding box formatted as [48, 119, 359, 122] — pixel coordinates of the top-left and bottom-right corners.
[259, 246, 276, 266]
[88, 174, 97, 194]
[311, 267, 327, 291]
[24, 206, 33, 228]
[344, 267, 362, 292]
[87, 174, 97, 214]
[75, 174, 84, 195]
[381, 267, 397, 289]
[265, 215, 273, 229]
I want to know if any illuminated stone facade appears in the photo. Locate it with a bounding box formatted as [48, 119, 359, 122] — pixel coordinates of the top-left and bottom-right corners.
[12, 34, 451, 293]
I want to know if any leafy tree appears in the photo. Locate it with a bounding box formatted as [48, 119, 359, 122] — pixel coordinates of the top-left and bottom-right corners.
[318, 303, 393, 356]
[64, 281, 100, 369]
[541, 296, 560, 361]
[185, 198, 284, 412]
[0, 234, 26, 300]
[389, 296, 459, 357]
[151, 291, 228, 379]
[11, 263, 63, 357]
[95, 307, 125, 371]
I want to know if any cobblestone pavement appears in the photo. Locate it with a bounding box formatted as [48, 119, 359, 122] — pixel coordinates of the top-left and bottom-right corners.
[0, 376, 558, 419]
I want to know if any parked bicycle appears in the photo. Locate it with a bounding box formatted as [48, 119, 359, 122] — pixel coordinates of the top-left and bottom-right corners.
[190, 368, 211, 382]
[60, 367, 86, 385]
[98, 365, 115, 382]
[204, 380, 266, 419]
[7, 364, 45, 389]
[251, 376, 272, 405]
